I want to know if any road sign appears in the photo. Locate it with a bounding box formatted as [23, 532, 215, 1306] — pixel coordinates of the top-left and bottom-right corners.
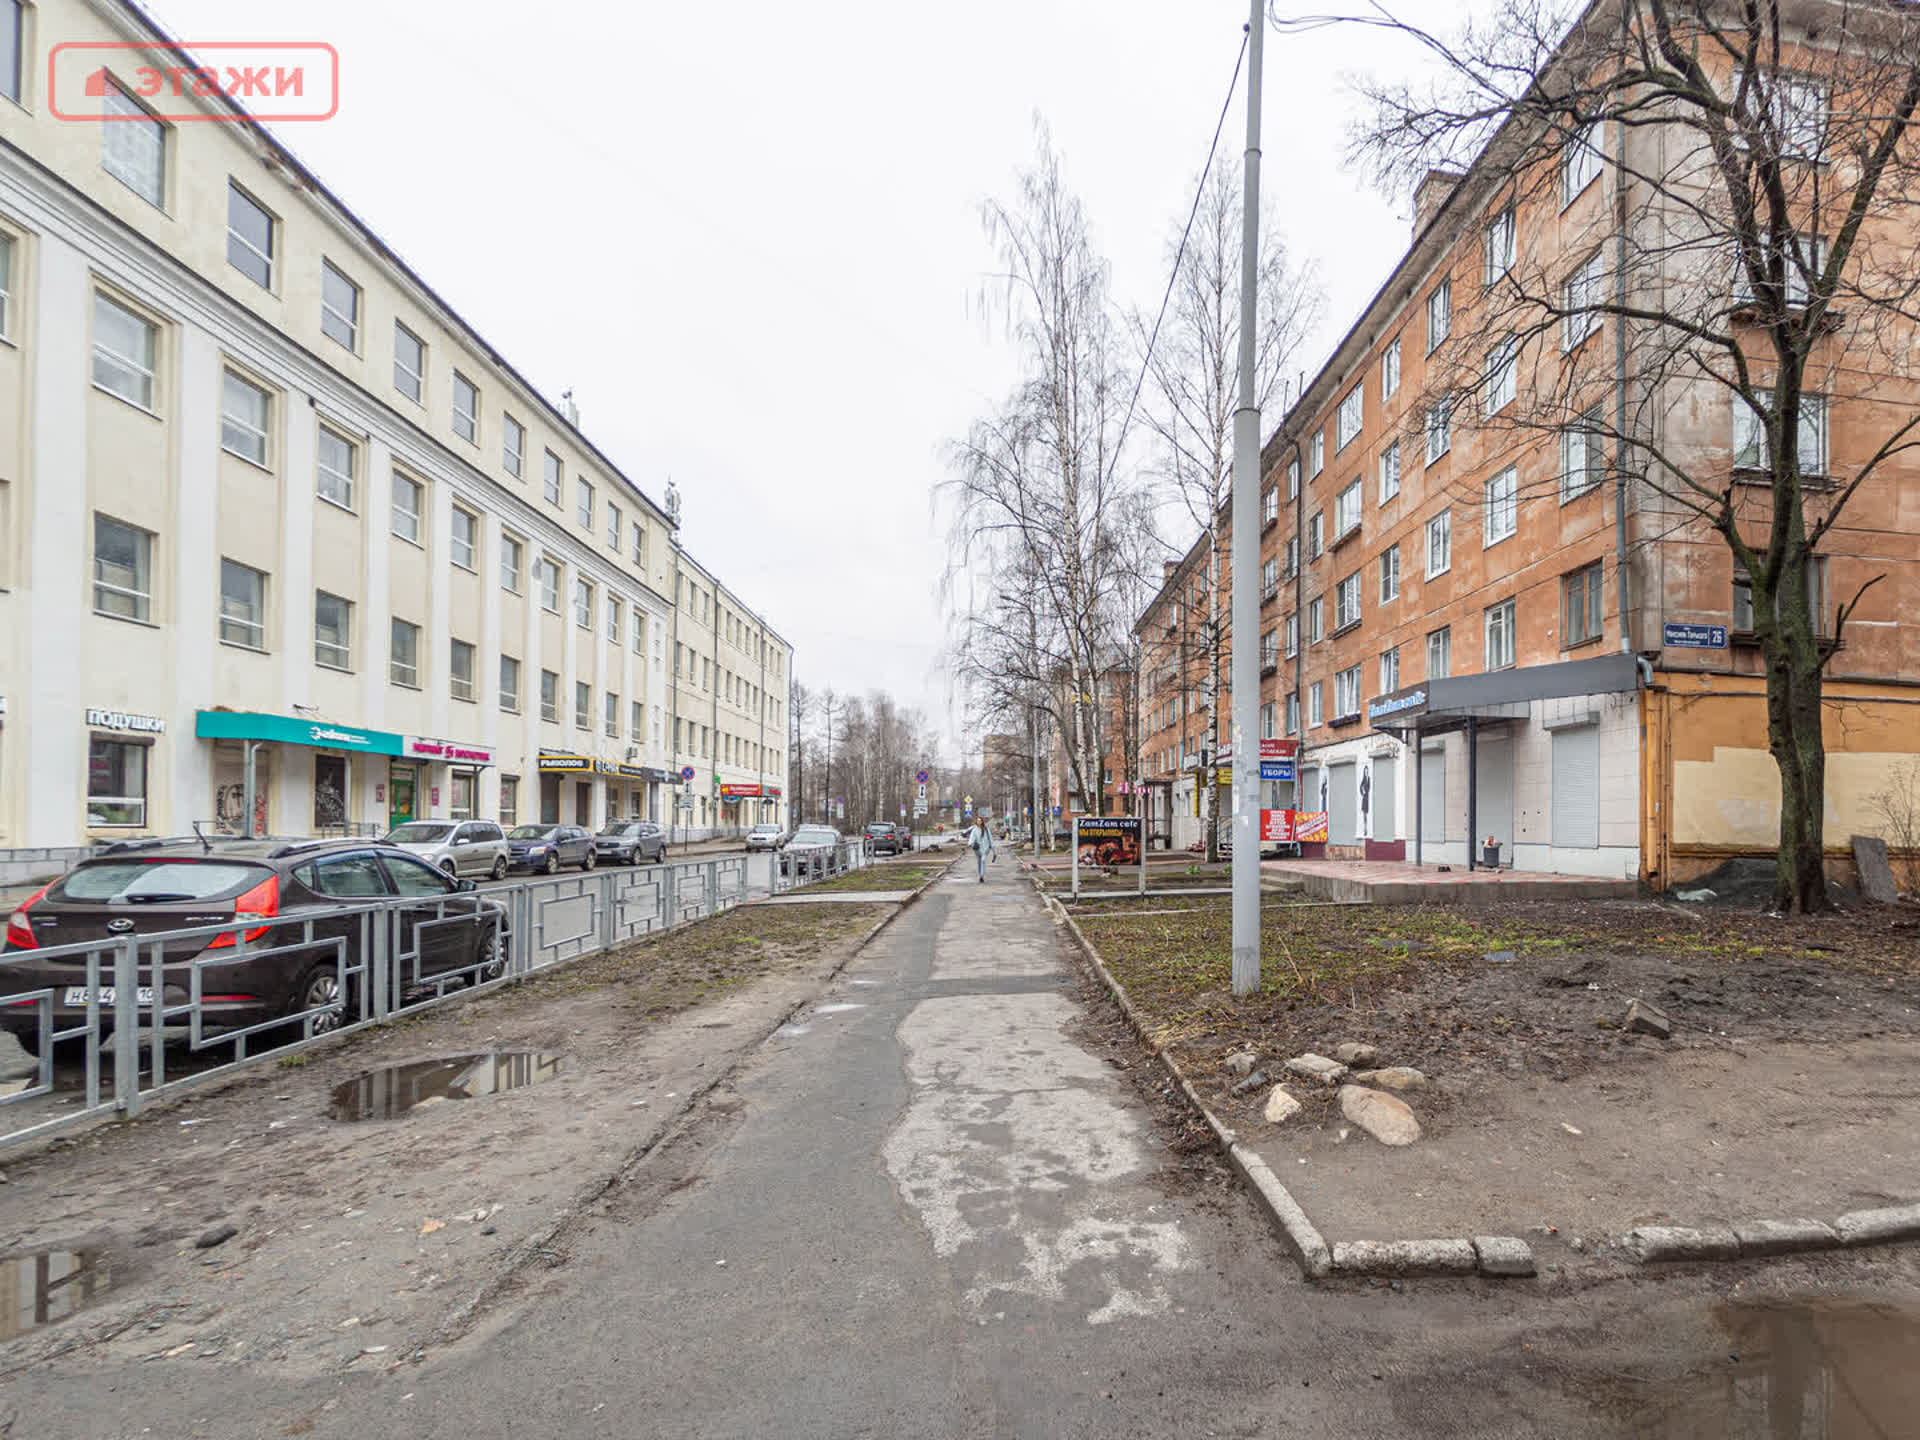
[679, 766, 696, 781]
[1664, 622, 1727, 649]
[915, 769, 930, 785]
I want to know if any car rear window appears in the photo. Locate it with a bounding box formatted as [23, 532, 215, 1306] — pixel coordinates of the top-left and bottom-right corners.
[51, 861, 270, 903]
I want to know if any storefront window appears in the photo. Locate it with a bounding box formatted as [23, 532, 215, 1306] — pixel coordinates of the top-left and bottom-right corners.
[500, 776, 519, 828]
[451, 771, 475, 821]
[87, 738, 148, 827]
[314, 753, 348, 832]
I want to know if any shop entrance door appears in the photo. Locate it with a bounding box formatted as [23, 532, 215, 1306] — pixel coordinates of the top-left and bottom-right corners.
[573, 782, 591, 826]
[389, 766, 418, 829]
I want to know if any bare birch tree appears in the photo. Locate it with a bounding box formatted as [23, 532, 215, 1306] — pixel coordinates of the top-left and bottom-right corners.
[1137, 162, 1321, 858]
[1325, 0, 1920, 912]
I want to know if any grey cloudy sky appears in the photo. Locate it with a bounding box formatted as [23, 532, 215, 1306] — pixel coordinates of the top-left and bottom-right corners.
[151, 0, 1472, 763]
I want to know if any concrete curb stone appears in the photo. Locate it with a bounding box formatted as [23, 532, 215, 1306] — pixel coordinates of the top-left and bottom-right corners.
[1331, 1239, 1478, 1278]
[1624, 1225, 1741, 1262]
[1834, 1203, 1920, 1248]
[1733, 1218, 1839, 1256]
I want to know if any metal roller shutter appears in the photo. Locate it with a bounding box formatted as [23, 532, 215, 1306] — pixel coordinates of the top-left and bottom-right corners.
[1552, 724, 1600, 849]
[1419, 749, 1447, 842]
[1328, 763, 1357, 844]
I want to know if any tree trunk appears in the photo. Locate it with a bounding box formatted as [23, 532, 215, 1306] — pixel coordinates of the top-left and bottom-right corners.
[1760, 555, 1831, 915]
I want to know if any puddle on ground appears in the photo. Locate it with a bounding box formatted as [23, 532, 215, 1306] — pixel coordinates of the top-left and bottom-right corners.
[813, 1003, 867, 1014]
[1, 1248, 117, 1341]
[329, 1051, 563, 1121]
[1644, 1295, 1920, 1438]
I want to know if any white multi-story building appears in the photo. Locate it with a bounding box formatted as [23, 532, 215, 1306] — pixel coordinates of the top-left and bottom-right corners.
[0, 0, 790, 860]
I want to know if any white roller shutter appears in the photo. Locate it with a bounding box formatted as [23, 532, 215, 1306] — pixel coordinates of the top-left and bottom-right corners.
[1328, 763, 1357, 844]
[1552, 724, 1600, 849]
[1419, 749, 1447, 843]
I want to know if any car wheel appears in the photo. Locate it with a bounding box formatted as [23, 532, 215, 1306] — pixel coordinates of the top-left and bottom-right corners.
[583, 850, 597, 871]
[440, 860, 457, 877]
[490, 855, 508, 881]
[543, 852, 560, 875]
[471, 924, 506, 985]
[292, 964, 346, 1035]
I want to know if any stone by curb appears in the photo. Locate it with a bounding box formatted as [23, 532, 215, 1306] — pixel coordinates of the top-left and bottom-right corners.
[1733, 1218, 1838, 1256]
[1624, 1225, 1741, 1262]
[1331, 1238, 1478, 1278]
[1834, 1203, 1920, 1248]
[1472, 1236, 1537, 1277]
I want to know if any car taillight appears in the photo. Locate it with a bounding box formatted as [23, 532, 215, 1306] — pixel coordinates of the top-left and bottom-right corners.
[208, 874, 279, 948]
[3, 883, 51, 950]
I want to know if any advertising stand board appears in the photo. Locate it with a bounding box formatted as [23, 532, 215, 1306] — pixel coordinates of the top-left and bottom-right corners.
[1070, 816, 1146, 900]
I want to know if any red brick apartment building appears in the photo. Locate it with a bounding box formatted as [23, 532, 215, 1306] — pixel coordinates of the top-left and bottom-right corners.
[1136, 7, 1920, 884]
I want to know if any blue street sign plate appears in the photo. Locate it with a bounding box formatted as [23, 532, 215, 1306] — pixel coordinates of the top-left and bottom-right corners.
[1663, 622, 1727, 649]
[1261, 760, 1295, 782]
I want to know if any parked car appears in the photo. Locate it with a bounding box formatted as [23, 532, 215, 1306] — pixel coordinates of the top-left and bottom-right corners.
[506, 824, 596, 873]
[0, 838, 506, 1052]
[382, 819, 510, 880]
[744, 824, 786, 853]
[781, 825, 841, 853]
[863, 822, 904, 856]
[594, 821, 667, 866]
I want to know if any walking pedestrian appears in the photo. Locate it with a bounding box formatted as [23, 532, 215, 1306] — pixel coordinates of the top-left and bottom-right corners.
[969, 814, 996, 883]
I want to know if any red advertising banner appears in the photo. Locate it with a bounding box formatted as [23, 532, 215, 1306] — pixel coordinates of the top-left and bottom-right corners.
[1293, 810, 1329, 842]
[1260, 809, 1293, 843]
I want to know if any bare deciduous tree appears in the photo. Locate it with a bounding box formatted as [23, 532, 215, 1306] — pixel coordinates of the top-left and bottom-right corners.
[1329, 0, 1920, 912]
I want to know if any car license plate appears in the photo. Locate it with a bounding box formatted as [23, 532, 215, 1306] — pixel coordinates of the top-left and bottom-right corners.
[63, 986, 155, 1006]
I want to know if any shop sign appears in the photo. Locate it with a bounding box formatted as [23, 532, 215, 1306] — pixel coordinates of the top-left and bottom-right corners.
[1293, 810, 1329, 842]
[1367, 687, 1429, 723]
[719, 783, 762, 798]
[196, 709, 405, 755]
[1259, 808, 1322, 842]
[405, 736, 495, 765]
[537, 753, 594, 773]
[1260, 759, 1295, 782]
[86, 707, 167, 734]
[1073, 816, 1141, 867]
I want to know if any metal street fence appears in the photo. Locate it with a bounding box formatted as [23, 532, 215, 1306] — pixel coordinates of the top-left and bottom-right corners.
[0, 841, 869, 1153]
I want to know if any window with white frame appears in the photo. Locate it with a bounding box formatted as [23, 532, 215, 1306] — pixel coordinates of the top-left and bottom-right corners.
[1426, 279, 1451, 352]
[315, 592, 352, 670]
[574, 577, 592, 628]
[316, 427, 356, 509]
[92, 292, 158, 410]
[1734, 233, 1827, 311]
[1262, 556, 1279, 598]
[1379, 543, 1400, 603]
[321, 260, 359, 351]
[1563, 562, 1604, 645]
[1562, 407, 1605, 501]
[1335, 665, 1362, 719]
[1285, 691, 1300, 735]
[1262, 486, 1278, 527]
[1484, 205, 1516, 287]
[452, 371, 479, 443]
[1335, 571, 1362, 630]
[499, 654, 521, 711]
[499, 412, 526, 477]
[1286, 457, 1300, 498]
[1308, 596, 1324, 643]
[1309, 681, 1324, 727]
[92, 514, 154, 621]
[1261, 701, 1276, 739]
[1337, 384, 1364, 450]
[1260, 628, 1278, 668]
[633, 522, 647, 567]
[1380, 646, 1400, 694]
[537, 558, 560, 611]
[2, 0, 23, 104]
[103, 81, 166, 206]
[0, 231, 13, 339]
[1425, 396, 1452, 463]
[500, 533, 522, 592]
[499, 776, 519, 827]
[226, 182, 274, 288]
[575, 682, 591, 730]
[1310, 431, 1325, 476]
[1427, 626, 1451, 679]
[632, 607, 645, 653]
[1773, 76, 1829, 160]
[1734, 553, 1828, 636]
[1309, 510, 1324, 558]
[1484, 597, 1517, 670]
[394, 322, 426, 403]
[1733, 394, 1827, 476]
[1426, 509, 1452, 577]
[1483, 336, 1517, 417]
[540, 669, 559, 722]
[450, 506, 477, 569]
[1484, 466, 1518, 545]
[606, 594, 620, 642]
[390, 618, 421, 687]
[542, 449, 562, 505]
[450, 638, 475, 701]
[1564, 249, 1605, 348]
[631, 700, 643, 737]
[87, 738, 148, 828]
[221, 371, 270, 466]
[1379, 441, 1401, 503]
[608, 502, 622, 551]
[576, 477, 594, 529]
[1336, 478, 1362, 538]
[1382, 337, 1401, 399]
[1563, 118, 1604, 205]
[1284, 612, 1298, 657]
[218, 558, 266, 649]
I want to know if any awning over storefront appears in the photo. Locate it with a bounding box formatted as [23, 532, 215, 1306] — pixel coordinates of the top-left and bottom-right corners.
[1366, 653, 1642, 738]
[196, 709, 404, 755]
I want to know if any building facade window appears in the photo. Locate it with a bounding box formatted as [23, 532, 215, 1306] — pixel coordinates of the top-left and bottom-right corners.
[1562, 409, 1605, 501]
[1484, 204, 1516, 287]
[1379, 441, 1400, 504]
[103, 81, 166, 206]
[574, 577, 592, 628]
[321, 260, 360, 350]
[537, 557, 560, 611]
[576, 477, 594, 530]
[606, 594, 621, 642]
[1334, 665, 1362, 719]
[452, 371, 479, 443]
[542, 449, 563, 506]
[394, 322, 426, 402]
[1284, 692, 1299, 735]
[1309, 682, 1324, 728]
[502, 413, 525, 476]
[1309, 510, 1324, 558]
[607, 502, 621, 551]
[1379, 543, 1400, 603]
[1310, 431, 1325, 476]
[632, 608, 646, 653]
[314, 591, 352, 670]
[226, 182, 275, 288]
[1284, 611, 1299, 657]
[1262, 556, 1279, 598]
[499, 654, 521, 711]
[1425, 397, 1451, 463]
[1337, 384, 1364, 450]
[2, 0, 22, 104]
[450, 638, 475, 701]
[1564, 249, 1604, 348]
[499, 777, 519, 828]
[391, 472, 423, 543]
[87, 738, 148, 827]
[218, 558, 266, 649]
[605, 691, 619, 737]
[1380, 646, 1400, 694]
[390, 618, 421, 687]
[1563, 118, 1604, 204]
[1483, 336, 1517, 417]
[220, 371, 270, 465]
[1336, 479, 1362, 538]
[1485, 597, 1517, 670]
[540, 669, 559, 723]
[1308, 596, 1324, 644]
[1427, 625, 1451, 679]
[1286, 457, 1300, 498]
[92, 292, 158, 409]
[317, 427, 356, 509]
[574, 681, 591, 730]
[1426, 278, 1451, 352]
[1382, 337, 1401, 399]
[0, 231, 12, 339]
[1484, 465, 1518, 545]
[1734, 555, 1828, 635]
[1563, 562, 1604, 645]
[1425, 510, 1452, 578]
[1335, 571, 1362, 630]
[92, 514, 152, 621]
[1733, 395, 1827, 476]
[450, 507, 478, 569]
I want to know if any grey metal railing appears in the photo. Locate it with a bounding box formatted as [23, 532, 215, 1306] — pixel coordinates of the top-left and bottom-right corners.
[0, 844, 868, 1152]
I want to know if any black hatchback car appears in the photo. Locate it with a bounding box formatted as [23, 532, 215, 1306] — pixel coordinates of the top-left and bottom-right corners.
[863, 822, 904, 856]
[0, 838, 506, 1052]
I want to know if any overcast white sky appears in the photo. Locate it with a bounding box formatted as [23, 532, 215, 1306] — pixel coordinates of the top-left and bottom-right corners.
[150, 0, 1474, 764]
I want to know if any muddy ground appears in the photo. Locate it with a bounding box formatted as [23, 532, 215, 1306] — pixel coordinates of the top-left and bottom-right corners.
[0, 893, 912, 1384]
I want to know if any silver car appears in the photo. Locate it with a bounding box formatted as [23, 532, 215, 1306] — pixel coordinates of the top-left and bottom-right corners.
[382, 820, 510, 880]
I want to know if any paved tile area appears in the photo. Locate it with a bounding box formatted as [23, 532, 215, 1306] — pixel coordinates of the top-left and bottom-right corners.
[1260, 858, 1639, 904]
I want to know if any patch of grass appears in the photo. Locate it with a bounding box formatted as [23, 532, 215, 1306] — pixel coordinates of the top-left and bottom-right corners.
[275, 1053, 310, 1068]
[800, 863, 942, 894]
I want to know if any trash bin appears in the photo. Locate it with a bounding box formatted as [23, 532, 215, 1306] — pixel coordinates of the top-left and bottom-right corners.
[1482, 837, 1502, 869]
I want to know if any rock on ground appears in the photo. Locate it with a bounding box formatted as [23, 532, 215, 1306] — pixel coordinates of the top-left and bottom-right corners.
[1852, 834, 1899, 904]
[1331, 1042, 1380, 1067]
[1263, 1085, 1302, 1124]
[1339, 1085, 1421, 1146]
[1351, 1066, 1427, 1091]
[1285, 1053, 1349, 1086]
[1224, 1050, 1259, 1078]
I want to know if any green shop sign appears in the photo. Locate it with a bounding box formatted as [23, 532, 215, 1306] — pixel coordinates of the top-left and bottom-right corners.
[196, 710, 406, 756]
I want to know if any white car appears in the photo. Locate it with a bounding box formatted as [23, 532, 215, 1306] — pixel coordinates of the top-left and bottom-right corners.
[744, 824, 785, 853]
[382, 820, 510, 880]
